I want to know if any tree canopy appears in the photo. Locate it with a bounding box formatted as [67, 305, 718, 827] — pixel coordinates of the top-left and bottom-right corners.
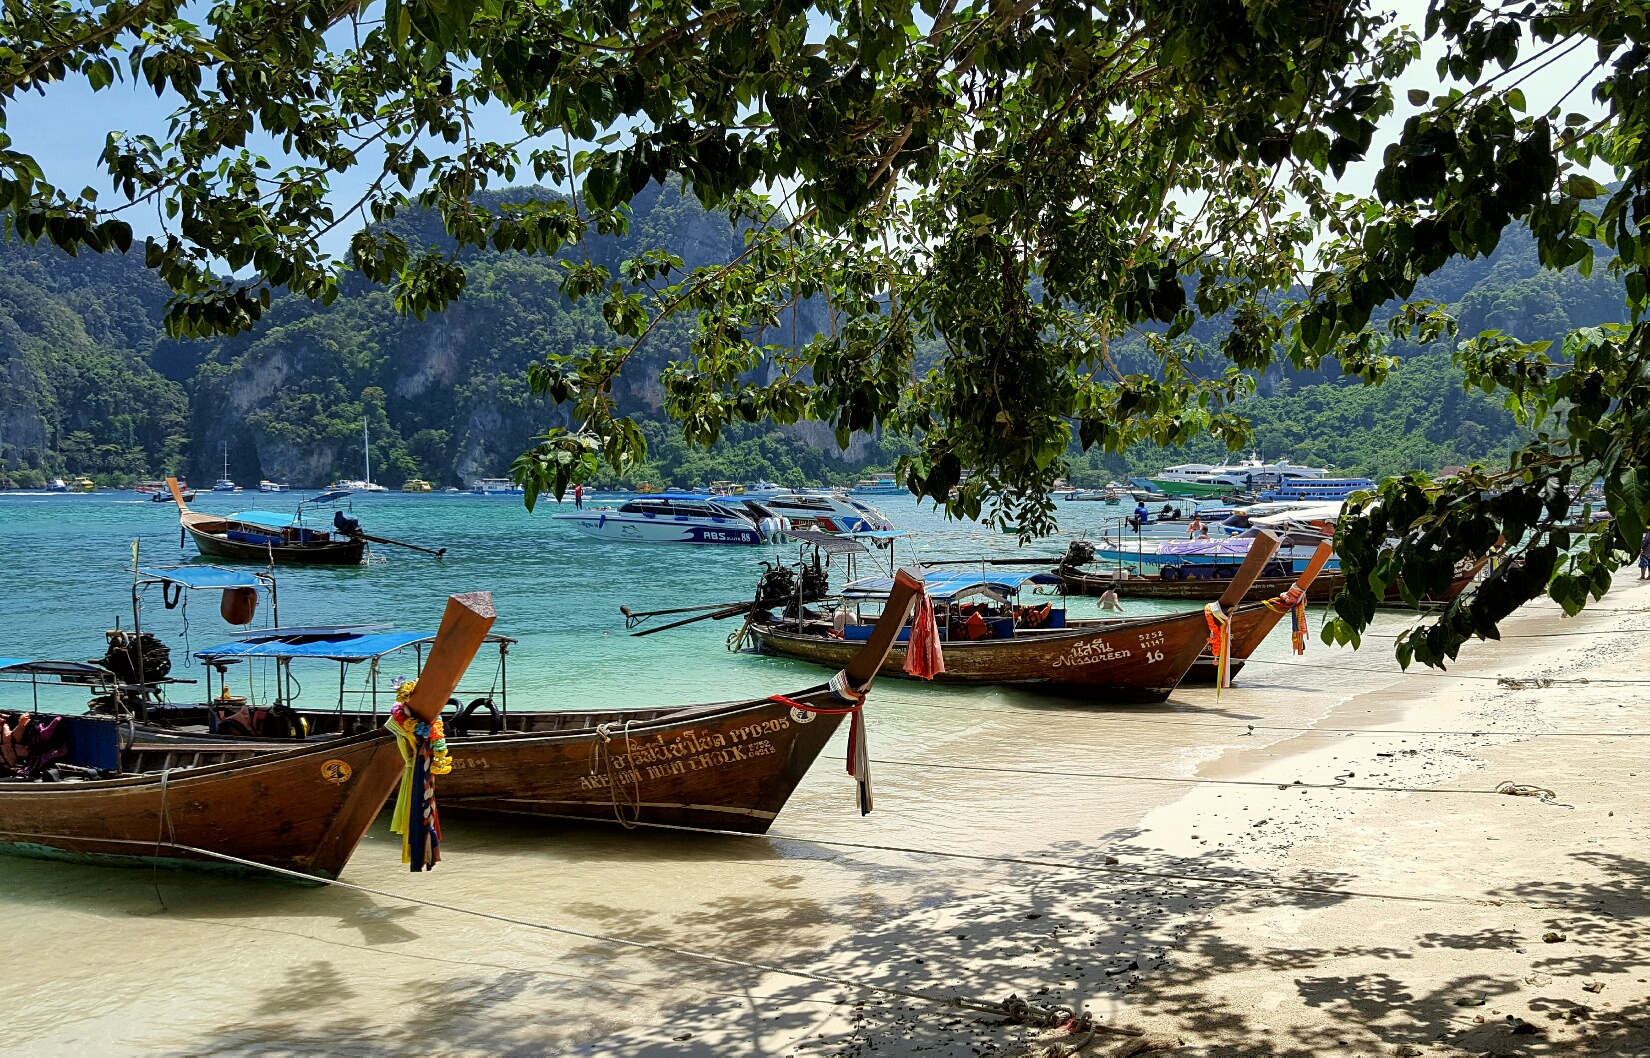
[4, 0, 1650, 666]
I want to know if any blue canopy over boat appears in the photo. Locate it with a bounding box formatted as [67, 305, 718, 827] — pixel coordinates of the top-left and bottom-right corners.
[135, 565, 270, 590]
[227, 509, 308, 529]
[0, 658, 31, 672]
[195, 626, 514, 664]
[843, 569, 1060, 602]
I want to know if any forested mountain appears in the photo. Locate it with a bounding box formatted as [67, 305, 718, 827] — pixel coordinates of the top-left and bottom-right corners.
[0, 189, 1630, 490]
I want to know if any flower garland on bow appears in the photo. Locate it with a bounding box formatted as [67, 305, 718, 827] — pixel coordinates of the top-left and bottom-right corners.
[1262, 585, 1310, 656]
[385, 678, 452, 871]
[1203, 601, 1233, 692]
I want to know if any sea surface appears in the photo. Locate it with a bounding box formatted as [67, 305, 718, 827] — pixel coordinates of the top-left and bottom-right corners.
[0, 490, 1425, 1054]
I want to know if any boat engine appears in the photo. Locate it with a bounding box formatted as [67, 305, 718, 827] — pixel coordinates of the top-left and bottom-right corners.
[1059, 539, 1096, 570]
[333, 509, 361, 534]
[100, 630, 171, 685]
[799, 552, 829, 601]
[754, 563, 798, 609]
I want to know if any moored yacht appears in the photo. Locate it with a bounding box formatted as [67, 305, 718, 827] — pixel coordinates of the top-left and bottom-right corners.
[554, 494, 775, 545]
[743, 491, 895, 534]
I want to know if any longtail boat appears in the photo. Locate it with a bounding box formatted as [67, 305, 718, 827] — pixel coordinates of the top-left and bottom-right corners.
[167, 477, 367, 565]
[745, 533, 1282, 702]
[129, 572, 926, 834]
[1058, 566, 1347, 602]
[0, 592, 493, 879]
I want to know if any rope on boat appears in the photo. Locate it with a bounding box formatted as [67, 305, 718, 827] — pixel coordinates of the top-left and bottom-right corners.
[593, 720, 643, 828]
[146, 843, 1151, 1036]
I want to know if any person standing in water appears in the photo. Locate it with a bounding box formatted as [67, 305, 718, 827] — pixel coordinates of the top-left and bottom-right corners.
[1100, 587, 1125, 612]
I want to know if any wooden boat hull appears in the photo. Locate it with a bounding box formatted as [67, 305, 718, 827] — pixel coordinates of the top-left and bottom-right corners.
[432, 694, 847, 832]
[185, 522, 366, 565]
[0, 731, 401, 880]
[133, 690, 859, 834]
[749, 610, 1215, 703]
[1060, 569, 1345, 602]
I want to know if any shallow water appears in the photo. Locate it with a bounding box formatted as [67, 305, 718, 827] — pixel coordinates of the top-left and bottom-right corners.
[0, 491, 1424, 1054]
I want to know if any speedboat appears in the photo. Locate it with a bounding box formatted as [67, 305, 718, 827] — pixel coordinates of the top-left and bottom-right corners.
[45, 478, 69, 492]
[742, 491, 895, 534]
[554, 494, 774, 545]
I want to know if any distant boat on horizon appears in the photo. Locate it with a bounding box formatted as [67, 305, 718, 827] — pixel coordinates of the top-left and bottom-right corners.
[213, 443, 240, 492]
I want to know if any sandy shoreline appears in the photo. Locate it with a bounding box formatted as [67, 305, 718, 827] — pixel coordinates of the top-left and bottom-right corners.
[577, 572, 1650, 1056]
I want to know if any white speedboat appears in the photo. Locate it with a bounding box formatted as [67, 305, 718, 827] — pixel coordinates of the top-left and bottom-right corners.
[554, 495, 774, 545]
[743, 491, 895, 534]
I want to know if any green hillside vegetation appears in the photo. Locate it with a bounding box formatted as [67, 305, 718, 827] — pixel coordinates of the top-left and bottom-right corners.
[0, 194, 1629, 491]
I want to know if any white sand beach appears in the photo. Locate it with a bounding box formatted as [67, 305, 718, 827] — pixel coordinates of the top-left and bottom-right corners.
[582, 571, 1650, 1057]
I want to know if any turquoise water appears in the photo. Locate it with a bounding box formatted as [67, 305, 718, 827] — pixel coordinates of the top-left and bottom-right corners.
[0, 489, 1189, 712]
[0, 489, 1416, 1054]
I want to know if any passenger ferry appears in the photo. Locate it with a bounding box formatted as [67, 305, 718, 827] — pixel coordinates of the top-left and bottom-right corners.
[850, 474, 905, 496]
[554, 494, 775, 545]
[469, 478, 525, 496]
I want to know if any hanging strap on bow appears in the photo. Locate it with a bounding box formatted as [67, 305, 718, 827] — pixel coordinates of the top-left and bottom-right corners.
[771, 669, 874, 814]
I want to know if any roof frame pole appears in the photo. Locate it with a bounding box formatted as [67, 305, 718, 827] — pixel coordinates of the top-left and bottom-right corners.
[499, 641, 508, 718]
[337, 662, 345, 713]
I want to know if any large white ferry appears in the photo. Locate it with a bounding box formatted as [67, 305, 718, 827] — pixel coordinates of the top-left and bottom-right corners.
[554, 494, 774, 545]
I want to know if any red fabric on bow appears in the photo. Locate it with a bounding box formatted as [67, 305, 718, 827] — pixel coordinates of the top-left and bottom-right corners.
[903, 589, 945, 679]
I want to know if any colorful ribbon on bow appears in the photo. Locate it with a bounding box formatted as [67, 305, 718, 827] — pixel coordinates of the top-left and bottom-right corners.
[385, 679, 452, 872]
[1263, 585, 1309, 655]
[1204, 601, 1233, 692]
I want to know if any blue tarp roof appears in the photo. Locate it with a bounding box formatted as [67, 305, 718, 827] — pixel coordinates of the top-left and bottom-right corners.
[0, 658, 30, 671]
[135, 565, 269, 590]
[843, 569, 1060, 602]
[228, 509, 308, 528]
[195, 629, 513, 663]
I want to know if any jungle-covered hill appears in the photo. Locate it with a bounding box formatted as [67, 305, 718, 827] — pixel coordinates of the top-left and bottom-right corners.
[0, 187, 1629, 489]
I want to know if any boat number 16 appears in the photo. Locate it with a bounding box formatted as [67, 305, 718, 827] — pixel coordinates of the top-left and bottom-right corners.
[1144, 650, 1164, 664]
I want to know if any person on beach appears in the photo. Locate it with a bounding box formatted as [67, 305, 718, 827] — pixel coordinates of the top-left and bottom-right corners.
[1641, 529, 1650, 579]
[1100, 588, 1125, 612]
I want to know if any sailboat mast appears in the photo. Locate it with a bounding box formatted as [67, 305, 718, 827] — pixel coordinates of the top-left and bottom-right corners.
[363, 419, 371, 487]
